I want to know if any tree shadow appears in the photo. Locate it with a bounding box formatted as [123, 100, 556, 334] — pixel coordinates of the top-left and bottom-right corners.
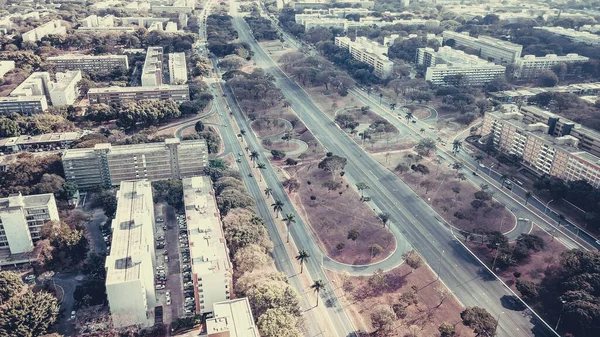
[500, 294, 527, 312]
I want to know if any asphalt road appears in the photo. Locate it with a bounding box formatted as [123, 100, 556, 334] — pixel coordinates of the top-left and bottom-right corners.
[229, 7, 559, 337]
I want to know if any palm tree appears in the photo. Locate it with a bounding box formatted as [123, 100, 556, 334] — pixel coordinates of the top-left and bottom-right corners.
[525, 191, 532, 205]
[452, 140, 462, 154]
[240, 129, 246, 136]
[296, 249, 310, 273]
[250, 151, 259, 167]
[420, 128, 425, 134]
[311, 279, 326, 307]
[389, 103, 396, 111]
[271, 200, 284, 218]
[245, 146, 250, 153]
[256, 163, 266, 181]
[379, 92, 383, 105]
[283, 213, 296, 243]
[378, 212, 390, 228]
[264, 187, 272, 199]
[405, 112, 414, 123]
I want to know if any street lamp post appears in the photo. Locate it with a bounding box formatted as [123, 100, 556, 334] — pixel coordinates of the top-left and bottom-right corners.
[544, 199, 554, 215]
[491, 243, 501, 272]
[494, 311, 505, 336]
[436, 250, 445, 280]
[555, 300, 567, 331]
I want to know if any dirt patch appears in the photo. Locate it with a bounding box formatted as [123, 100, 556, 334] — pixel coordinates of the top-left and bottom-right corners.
[263, 140, 300, 152]
[286, 163, 396, 265]
[325, 264, 476, 337]
[409, 107, 431, 120]
[372, 150, 515, 233]
[250, 118, 288, 138]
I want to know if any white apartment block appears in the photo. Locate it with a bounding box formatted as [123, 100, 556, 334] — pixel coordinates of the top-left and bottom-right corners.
[168, 53, 187, 84]
[47, 54, 129, 73]
[105, 180, 156, 329]
[79, 14, 115, 28]
[0, 60, 14, 78]
[296, 14, 438, 31]
[535, 26, 600, 46]
[0, 193, 59, 254]
[142, 47, 164, 87]
[121, 17, 170, 28]
[151, 0, 195, 13]
[514, 54, 589, 79]
[204, 298, 259, 337]
[22, 20, 66, 43]
[49, 70, 82, 106]
[183, 176, 232, 315]
[335, 37, 393, 78]
[165, 22, 178, 32]
[442, 31, 523, 64]
[417, 46, 506, 86]
[483, 107, 600, 188]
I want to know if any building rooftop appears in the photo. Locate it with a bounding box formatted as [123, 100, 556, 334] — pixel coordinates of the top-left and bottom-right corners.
[0, 192, 53, 210]
[423, 46, 505, 68]
[443, 31, 523, 50]
[62, 138, 205, 160]
[106, 180, 153, 284]
[0, 131, 83, 147]
[0, 95, 46, 102]
[88, 85, 189, 94]
[183, 176, 231, 276]
[519, 53, 589, 61]
[52, 70, 81, 93]
[535, 26, 600, 44]
[47, 54, 128, 61]
[206, 298, 259, 337]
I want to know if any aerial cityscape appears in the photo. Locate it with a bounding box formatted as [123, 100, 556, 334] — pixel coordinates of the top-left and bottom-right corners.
[1, 0, 600, 336]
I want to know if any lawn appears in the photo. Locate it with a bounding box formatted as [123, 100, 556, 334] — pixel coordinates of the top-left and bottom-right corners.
[372, 150, 515, 233]
[284, 162, 396, 265]
[325, 263, 476, 337]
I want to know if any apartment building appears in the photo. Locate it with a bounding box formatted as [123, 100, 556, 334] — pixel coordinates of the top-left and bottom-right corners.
[49, 70, 82, 106]
[0, 60, 14, 78]
[141, 47, 164, 87]
[535, 26, 600, 46]
[79, 14, 115, 28]
[151, 0, 195, 13]
[442, 31, 523, 64]
[47, 54, 129, 73]
[87, 85, 190, 105]
[514, 54, 589, 79]
[417, 46, 506, 86]
[296, 14, 438, 31]
[22, 20, 66, 42]
[483, 107, 600, 187]
[490, 82, 600, 102]
[105, 180, 156, 328]
[62, 138, 208, 189]
[335, 37, 393, 78]
[168, 53, 187, 84]
[204, 298, 259, 337]
[183, 176, 232, 315]
[291, 0, 375, 9]
[519, 105, 600, 158]
[0, 193, 59, 254]
[0, 96, 48, 115]
[0, 131, 84, 153]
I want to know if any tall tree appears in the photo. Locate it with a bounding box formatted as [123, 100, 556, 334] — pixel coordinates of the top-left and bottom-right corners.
[264, 187, 272, 199]
[0, 290, 59, 337]
[378, 212, 390, 228]
[250, 151, 259, 167]
[317, 155, 347, 178]
[311, 279, 326, 307]
[296, 249, 310, 274]
[282, 213, 296, 243]
[452, 140, 462, 154]
[0, 271, 24, 303]
[271, 200, 284, 218]
[460, 307, 497, 337]
[356, 182, 369, 198]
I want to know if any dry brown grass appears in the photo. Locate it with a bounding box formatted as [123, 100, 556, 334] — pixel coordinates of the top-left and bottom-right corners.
[325, 264, 476, 337]
[372, 150, 515, 233]
[250, 118, 288, 138]
[285, 163, 396, 265]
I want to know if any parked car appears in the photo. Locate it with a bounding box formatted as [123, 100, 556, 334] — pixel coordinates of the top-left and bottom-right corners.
[156, 236, 164, 241]
[162, 225, 167, 230]
[166, 298, 171, 306]
[164, 256, 169, 262]
[24, 275, 36, 282]
[156, 218, 164, 222]
[155, 285, 165, 290]
[70, 311, 76, 320]
[163, 250, 168, 255]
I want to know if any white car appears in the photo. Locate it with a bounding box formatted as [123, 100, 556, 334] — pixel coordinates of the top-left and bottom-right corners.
[24, 275, 36, 282]
[70, 311, 76, 320]
[166, 298, 171, 306]
[164, 256, 169, 263]
[155, 285, 165, 290]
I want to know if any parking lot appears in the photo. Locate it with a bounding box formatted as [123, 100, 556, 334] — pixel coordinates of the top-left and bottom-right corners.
[154, 204, 194, 324]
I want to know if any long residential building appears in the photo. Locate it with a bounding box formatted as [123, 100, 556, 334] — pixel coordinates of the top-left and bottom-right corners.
[0, 60, 14, 78]
[0, 96, 48, 115]
[442, 31, 523, 64]
[535, 26, 600, 46]
[0, 192, 59, 254]
[141, 47, 164, 87]
[417, 46, 506, 86]
[335, 36, 393, 78]
[168, 53, 187, 84]
[47, 54, 129, 73]
[49, 70, 82, 106]
[204, 298, 259, 337]
[514, 54, 589, 79]
[105, 180, 156, 328]
[490, 82, 600, 102]
[87, 85, 190, 105]
[62, 138, 207, 189]
[183, 176, 232, 315]
[0, 131, 85, 153]
[22, 20, 66, 42]
[483, 106, 600, 187]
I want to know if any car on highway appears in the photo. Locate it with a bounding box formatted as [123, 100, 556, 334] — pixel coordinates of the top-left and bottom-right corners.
[70, 311, 76, 320]
[236, 158, 241, 163]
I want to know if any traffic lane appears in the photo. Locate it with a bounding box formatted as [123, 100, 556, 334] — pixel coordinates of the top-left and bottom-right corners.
[55, 272, 78, 336]
[164, 205, 182, 321]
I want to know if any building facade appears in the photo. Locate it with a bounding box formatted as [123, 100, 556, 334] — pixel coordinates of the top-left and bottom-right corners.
[0, 96, 48, 115]
[105, 180, 156, 328]
[183, 176, 232, 315]
[49, 70, 82, 106]
[442, 31, 523, 64]
[168, 53, 187, 84]
[87, 85, 190, 105]
[0, 193, 59, 254]
[335, 37, 393, 78]
[62, 138, 208, 189]
[22, 20, 66, 42]
[483, 107, 600, 187]
[0, 60, 14, 78]
[417, 46, 506, 86]
[141, 47, 164, 87]
[514, 54, 589, 78]
[47, 54, 129, 73]
[535, 26, 600, 46]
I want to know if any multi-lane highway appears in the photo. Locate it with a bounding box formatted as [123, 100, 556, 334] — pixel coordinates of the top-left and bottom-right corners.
[228, 4, 559, 336]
